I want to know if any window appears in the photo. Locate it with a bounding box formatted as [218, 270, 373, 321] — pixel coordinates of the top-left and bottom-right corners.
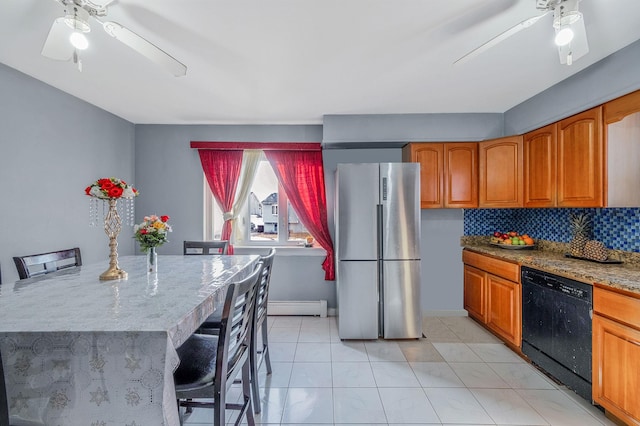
[204, 151, 310, 245]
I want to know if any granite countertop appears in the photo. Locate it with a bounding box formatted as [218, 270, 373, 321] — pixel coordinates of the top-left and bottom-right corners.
[461, 236, 640, 295]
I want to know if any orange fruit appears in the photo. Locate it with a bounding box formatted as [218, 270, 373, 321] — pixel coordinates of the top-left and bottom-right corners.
[524, 237, 534, 245]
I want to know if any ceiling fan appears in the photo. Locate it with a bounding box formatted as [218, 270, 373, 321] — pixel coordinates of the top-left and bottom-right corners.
[41, 0, 187, 76]
[455, 0, 588, 66]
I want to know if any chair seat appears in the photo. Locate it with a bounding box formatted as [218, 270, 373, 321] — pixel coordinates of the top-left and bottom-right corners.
[175, 334, 219, 388]
[200, 310, 222, 329]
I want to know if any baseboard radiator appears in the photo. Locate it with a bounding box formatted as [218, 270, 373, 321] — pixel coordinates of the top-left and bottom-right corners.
[268, 300, 327, 317]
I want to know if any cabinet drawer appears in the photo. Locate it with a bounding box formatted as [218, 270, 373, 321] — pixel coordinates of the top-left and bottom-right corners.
[594, 286, 640, 330]
[462, 250, 520, 282]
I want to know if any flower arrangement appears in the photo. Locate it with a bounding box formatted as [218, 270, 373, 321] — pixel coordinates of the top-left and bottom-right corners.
[134, 215, 172, 252]
[85, 177, 138, 199]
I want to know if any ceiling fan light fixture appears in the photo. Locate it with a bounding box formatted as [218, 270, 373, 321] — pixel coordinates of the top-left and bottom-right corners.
[70, 31, 89, 50]
[63, 6, 90, 33]
[555, 27, 574, 46]
[552, 0, 582, 29]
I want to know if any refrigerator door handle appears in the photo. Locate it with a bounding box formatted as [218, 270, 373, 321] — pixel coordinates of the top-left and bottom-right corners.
[377, 203, 383, 337]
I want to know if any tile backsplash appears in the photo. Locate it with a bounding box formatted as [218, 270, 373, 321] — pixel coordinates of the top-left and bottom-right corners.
[464, 208, 640, 253]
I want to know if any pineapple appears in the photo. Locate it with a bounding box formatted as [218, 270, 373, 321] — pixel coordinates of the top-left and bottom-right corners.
[569, 212, 591, 257]
[584, 240, 608, 261]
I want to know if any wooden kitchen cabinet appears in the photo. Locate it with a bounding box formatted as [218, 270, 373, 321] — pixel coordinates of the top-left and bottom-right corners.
[592, 285, 640, 425]
[462, 250, 521, 348]
[486, 274, 521, 346]
[402, 142, 477, 208]
[523, 123, 557, 207]
[557, 106, 604, 207]
[479, 136, 523, 208]
[463, 264, 486, 322]
[604, 89, 640, 207]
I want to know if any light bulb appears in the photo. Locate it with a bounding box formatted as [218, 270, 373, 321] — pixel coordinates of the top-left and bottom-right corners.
[70, 32, 89, 50]
[555, 27, 574, 46]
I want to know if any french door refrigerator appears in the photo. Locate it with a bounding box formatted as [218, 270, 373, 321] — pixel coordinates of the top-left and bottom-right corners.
[336, 163, 421, 339]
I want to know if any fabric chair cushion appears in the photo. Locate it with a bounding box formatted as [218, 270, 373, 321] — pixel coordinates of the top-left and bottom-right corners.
[200, 309, 222, 329]
[175, 334, 219, 387]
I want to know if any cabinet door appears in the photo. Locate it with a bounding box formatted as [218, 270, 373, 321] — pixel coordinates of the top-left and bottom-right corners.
[593, 314, 640, 423]
[444, 143, 478, 208]
[524, 123, 557, 207]
[604, 90, 640, 207]
[486, 274, 521, 347]
[463, 265, 486, 322]
[557, 107, 604, 207]
[403, 143, 444, 208]
[479, 136, 523, 207]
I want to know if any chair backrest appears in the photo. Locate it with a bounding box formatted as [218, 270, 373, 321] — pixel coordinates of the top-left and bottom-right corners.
[183, 240, 229, 255]
[0, 349, 10, 425]
[217, 262, 261, 382]
[255, 249, 276, 326]
[13, 247, 82, 280]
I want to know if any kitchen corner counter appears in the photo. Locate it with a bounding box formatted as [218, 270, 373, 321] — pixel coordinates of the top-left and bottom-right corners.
[461, 237, 640, 295]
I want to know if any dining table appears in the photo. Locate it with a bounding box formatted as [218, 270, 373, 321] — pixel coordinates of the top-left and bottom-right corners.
[0, 254, 260, 426]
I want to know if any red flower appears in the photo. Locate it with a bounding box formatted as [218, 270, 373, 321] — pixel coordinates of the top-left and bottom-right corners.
[97, 178, 112, 186]
[108, 187, 123, 198]
[160, 215, 170, 222]
[140, 229, 148, 234]
[101, 182, 115, 190]
[85, 186, 92, 195]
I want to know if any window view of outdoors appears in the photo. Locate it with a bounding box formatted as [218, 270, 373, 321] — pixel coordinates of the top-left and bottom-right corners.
[248, 156, 309, 243]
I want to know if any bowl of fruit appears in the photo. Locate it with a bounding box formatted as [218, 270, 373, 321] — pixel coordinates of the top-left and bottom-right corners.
[490, 231, 536, 249]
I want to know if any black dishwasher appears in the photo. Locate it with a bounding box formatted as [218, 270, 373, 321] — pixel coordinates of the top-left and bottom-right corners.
[521, 266, 593, 402]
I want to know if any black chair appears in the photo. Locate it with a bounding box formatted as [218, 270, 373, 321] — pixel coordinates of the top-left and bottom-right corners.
[13, 248, 82, 279]
[199, 248, 276, 414]
[174, 262, 261, 426]
[183, 240, 229, 255]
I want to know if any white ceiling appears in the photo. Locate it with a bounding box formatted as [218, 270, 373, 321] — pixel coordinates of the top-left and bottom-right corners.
[1, 0, 640, 125]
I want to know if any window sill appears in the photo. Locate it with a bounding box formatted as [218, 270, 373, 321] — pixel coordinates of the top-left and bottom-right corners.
[232, 245, 327, 257]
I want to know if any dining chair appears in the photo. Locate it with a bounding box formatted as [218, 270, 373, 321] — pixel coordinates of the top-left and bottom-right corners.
[198, 248, 276, 414]
[183, 240, 229, 255]
[174, 261, 261, 426]
[12, 247, 82, 280]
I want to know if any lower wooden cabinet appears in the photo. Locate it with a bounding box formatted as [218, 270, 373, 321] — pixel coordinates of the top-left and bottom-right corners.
[593, 285, 640, 425]
[486, 274, 521, 346]
[462, 250, 521, 348]
[463, 265, 486, 322]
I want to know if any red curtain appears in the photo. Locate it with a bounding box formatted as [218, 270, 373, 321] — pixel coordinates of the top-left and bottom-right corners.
[264, 150, 335, 280]
[198, 150, 244, 254]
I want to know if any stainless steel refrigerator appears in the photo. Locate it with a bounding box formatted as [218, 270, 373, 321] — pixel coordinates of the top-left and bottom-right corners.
[335, 163, 421, 339]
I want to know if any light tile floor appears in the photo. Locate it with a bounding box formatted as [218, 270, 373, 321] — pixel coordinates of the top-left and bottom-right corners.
[183, 315, 615, 425]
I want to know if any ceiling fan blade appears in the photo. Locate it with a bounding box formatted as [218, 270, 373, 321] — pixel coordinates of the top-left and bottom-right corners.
[454, 12, 550, 65]
[99, 20, 187, 76]
[557, 17, 589, 65]
[41, 17, 75, 61]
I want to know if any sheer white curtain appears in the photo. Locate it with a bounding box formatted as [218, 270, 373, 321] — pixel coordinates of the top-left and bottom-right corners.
[230, 150, 261, 245]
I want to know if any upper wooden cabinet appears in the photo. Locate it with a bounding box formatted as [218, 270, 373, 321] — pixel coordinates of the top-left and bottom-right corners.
[523, 123, 557, 207]
[604, 89, 640, 207]
[402, 142, 478, 208]
[557, 106, 604, 207]
[479, 136, 523, 208]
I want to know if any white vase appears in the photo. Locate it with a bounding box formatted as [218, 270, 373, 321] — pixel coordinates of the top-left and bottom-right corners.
[147, 247, 158, 274]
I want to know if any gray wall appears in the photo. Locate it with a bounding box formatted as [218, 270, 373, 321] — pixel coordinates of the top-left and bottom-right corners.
[504, 38, 640, 134]
[133, 124, 337, 306]
[0, 63, 135, 284]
